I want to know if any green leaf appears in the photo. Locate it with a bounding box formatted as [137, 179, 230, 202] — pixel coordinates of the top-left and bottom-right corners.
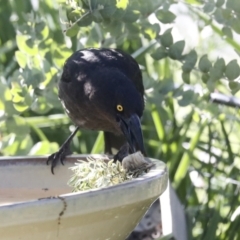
[77, 13, 93, 27]
[16, 35, 38, 55]
[65, 23, 80, 37]
[169, 40, 185, 60]
[13, 102, 29, 112]
[155, 9, 176, 24]
[203, 2, 215, 13]
[214, 9, 225, 24]
[4, 101, 19, 116]
[202, 73, 210, 83]
[222, 26, 233, 38]
[221, 8, 232, 20]
[199, 55, 212, 73]
[92, 10, 104, 23]
[230, 18, 240, 34]
[68, 9, 82, 21]
[182, 50, 198, 72]
[209, 67, 223, 81]
[206, 78, 216, 91]
[31, 96, 52, 114]
[214, 58, 225, 72]
[0, 82, 11, 101]
[225, 60, 240, 80]
[160, 28, 173, 48]
[229, 81, 240, 92]
[100, 3, 117, 18]
[208, 58, 225, 81]
[111, 8, 125, 20]
[116, 0, 129, 10]
[53, 46, 72, 68]
[122, 10, 140, 22]
[214, 8, 231, 24]
[125, 23, 140, 37]
[226, 0, 240, 13]
[15, 51, 27, 68]
[216, 0, 225, 7]
[151, 46, 168, 60]
[182, 72, 190, 84]
[35, 22, 49, 41]
[178, 90, 194, 106]
[142, 23, 160, 40]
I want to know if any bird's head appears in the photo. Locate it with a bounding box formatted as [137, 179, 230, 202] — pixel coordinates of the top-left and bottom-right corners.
[91, 68, 146, 155]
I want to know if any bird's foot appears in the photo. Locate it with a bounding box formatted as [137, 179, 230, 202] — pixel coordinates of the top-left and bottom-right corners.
[113, 143, 130, 162]
[47, 144, 72, 174]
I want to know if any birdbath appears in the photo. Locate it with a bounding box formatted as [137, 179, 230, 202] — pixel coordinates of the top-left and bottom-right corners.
[0, 155, 168, 240]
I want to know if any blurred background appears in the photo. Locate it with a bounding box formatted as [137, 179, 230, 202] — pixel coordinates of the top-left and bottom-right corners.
[1, 0, 240, 239]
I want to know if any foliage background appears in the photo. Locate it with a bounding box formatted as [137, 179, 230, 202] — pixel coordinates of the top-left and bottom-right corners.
[1, 0, 240, 239]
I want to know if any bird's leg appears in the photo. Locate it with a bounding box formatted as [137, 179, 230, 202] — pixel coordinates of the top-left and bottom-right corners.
[47, 126, 79, 174]
[113, 143, 130, 162]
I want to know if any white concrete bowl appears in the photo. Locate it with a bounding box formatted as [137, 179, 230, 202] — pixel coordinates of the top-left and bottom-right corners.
[0, 155, 168, 240]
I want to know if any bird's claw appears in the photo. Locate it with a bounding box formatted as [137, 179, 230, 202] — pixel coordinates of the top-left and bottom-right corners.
[47, 144, 71, 174]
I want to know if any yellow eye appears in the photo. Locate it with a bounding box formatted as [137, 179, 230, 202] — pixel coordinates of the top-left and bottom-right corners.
[116, 104, 124, 112]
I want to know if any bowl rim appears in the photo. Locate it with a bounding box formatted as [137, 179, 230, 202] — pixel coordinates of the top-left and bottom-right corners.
[0, 154, 168, 208]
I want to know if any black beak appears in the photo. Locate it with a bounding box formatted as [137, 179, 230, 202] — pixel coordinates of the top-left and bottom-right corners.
[118, 114, 146, 155]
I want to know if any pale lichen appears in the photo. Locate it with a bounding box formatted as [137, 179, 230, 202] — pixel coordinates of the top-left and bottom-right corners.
[68, 152, 155, 192]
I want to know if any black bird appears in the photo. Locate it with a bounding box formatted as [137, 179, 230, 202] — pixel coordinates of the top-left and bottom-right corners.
[47, 48, 146, 173]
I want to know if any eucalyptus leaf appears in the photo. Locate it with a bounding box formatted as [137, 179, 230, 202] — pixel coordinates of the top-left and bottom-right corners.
[4, 101, 19, 116]
[216, 0, 225, 7]
[230, 18, 240, 34]
[203, 2, 215, 13]
[202, 73, 210, 83]
[92, 10, 104, 23]
[116, 0, 129, 10]
[142, 23, 160, 40]
[160, 28, 173, 48]
[35, 22, 49, 41]
[182, 50, 197, 72]
[16, 35, 38, 56]
[155, 9, 176, 24]
[169, 40, 185, 60]
[182, 72, 190, 84]
[100, 3, 117, 18]
[151, 46, 167, 60]
[177, 90, 195, 107]
[199, 55, 212, 73]
[53, 46, 72, 68]
[65, 24, 79, 37]
[226, 0, 240, 13]
[225, 60, 240, 80]
[15, 51, 27, 68]
[122, 9, 140, 22]
[214, 58, 225, 72]
[209, 66, 223, 81]
[229, 81, 240, 91]
[222, 26, 233, 38]
[77, 13, 93, 27]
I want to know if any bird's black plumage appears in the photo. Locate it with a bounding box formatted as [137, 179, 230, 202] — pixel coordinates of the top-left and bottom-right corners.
[47, 48, 145, 173]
